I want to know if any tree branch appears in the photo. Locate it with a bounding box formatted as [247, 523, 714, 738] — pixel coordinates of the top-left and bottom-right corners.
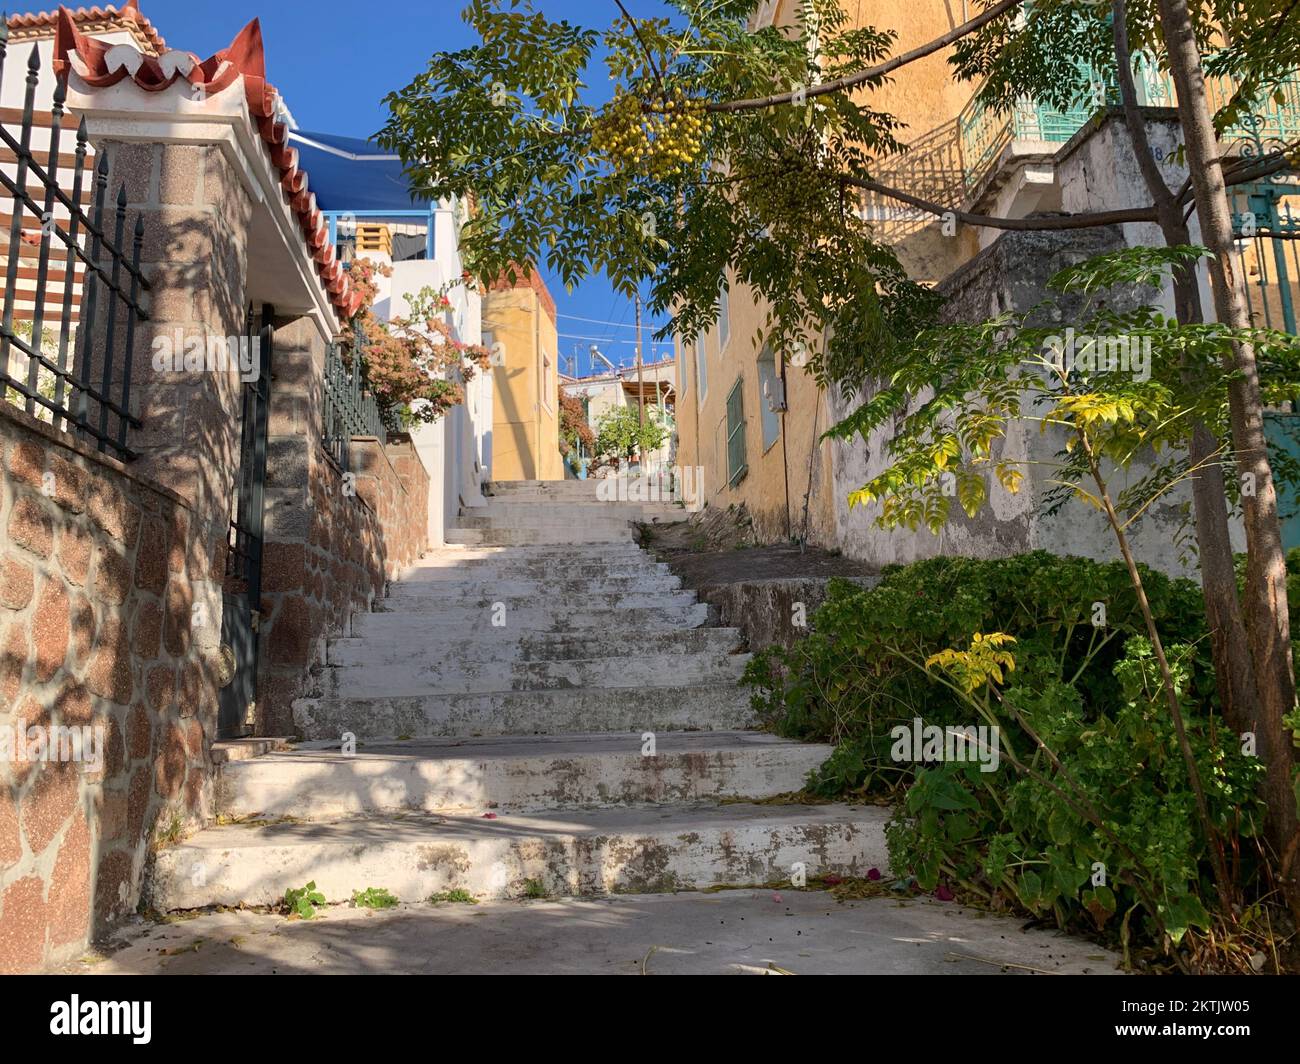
[705, 0, 1021, 113]
[1113, 0, 1178, 213]
[613, 0, 666, 97]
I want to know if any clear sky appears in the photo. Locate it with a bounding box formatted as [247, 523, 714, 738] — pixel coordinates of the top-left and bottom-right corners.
[135, 0, 676, 377]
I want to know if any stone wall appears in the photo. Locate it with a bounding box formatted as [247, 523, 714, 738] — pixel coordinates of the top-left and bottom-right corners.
[255, 312, 430, 737]
[828, 224, 1212, 576]
[0, 37, 433, 974]
[0, 404, 223, 973]
[258, 436, 428, 737]
[353, 436, 430, 580]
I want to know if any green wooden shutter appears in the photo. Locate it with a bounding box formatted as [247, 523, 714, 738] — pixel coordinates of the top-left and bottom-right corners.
[726, 378, 747, 486]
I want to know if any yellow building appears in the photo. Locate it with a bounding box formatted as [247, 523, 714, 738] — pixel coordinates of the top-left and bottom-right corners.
[676, 1, 1300, 564]
[674, 2, 963, 546]
[483, 268, 564, 481]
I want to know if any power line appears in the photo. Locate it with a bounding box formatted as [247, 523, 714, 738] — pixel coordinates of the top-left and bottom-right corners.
[557, 311, 673, 330]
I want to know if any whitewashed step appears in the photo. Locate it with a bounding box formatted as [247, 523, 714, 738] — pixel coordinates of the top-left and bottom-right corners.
[215, 731, 828, 819]
[326, 627, 745, 667]
[445, 528, 635, 546]
[376, 590, 699, 614]
[325, 649, 750, 697]
[454, 516, 638, 532]
[486, 480, 605, 493]
[405, 556, 670, 580]
[388, 574, 682, 597]
[291, 682, 757, 740]
[461, 503, 683, 520]
[351, 602, 710, 634]
[147, 803, 890, 909]
[412, 544, 651, 563]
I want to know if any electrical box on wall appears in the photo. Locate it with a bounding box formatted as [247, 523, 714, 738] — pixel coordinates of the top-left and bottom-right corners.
[764, 376, 787, 413]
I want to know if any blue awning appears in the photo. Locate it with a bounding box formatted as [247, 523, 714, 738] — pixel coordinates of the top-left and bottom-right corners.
[288, 129, 432, 214]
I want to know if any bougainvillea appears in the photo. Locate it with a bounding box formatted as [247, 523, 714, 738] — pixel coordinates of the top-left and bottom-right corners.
[346, 257, 492, 428]
[558, 391, 595, 457]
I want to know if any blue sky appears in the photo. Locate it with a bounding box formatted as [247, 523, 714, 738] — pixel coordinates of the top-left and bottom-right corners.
[138, 0, 676, 376]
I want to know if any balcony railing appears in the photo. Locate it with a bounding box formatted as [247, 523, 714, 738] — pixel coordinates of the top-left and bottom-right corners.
[322, 320, 389, 472]
[862, 56, 1300, 246]
[958, 58, 1300, 197]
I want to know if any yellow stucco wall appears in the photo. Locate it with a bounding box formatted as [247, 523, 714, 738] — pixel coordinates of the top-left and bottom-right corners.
[675, 1, 979, 545]
[484, 282, 563, 482]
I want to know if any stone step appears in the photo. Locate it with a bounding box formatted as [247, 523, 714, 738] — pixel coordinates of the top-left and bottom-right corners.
[351, 602, 709, 635]
[215, 731, 828, 819]
[375, 589, 700, 614]
[327, 626, 745, 666]
[291, 682, 757, 740]
[461, 504, 683, 520]
[453, 515, 638, 531]
[486, 480, 605, 493]
[404, 561, 668, 582]
[324, 649, 750, 697]
[147, 802, 890, 909]
[445, 527, 635, 546]
[388, 574, 683, 596]
[461, 503, 684, 518]
[414, 543, 652, 561]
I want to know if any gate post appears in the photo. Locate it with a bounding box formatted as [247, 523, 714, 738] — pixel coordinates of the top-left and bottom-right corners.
[55, 14, 352, 735]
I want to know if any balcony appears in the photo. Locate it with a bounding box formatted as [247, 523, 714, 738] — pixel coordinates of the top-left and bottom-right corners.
[862, 58, 1300, 248]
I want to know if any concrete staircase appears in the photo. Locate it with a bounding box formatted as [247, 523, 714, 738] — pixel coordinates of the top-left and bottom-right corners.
[148, 480, 887, 911]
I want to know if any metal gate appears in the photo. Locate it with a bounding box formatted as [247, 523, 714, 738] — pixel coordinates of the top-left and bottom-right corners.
[218, 304, 274, 738]
[1233, 179, 1300, 550]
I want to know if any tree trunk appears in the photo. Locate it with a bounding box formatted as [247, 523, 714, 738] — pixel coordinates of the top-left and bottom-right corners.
[1111, 2, 1258, 739]
[1154, 0, 1300, 909]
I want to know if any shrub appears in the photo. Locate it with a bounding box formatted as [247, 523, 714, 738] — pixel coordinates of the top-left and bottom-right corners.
[745, 552, 1266, 955]
[746, 551, 1209, 796]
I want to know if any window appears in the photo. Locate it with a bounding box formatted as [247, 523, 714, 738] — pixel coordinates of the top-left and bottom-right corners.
[725, 377, 747, 487]
[757, 346, 781, 451]
[717, 282, 730, 353]
[696, 332, 708, 398]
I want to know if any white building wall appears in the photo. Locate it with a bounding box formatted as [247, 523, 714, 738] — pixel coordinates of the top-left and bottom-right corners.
[375, 198, 489, 546]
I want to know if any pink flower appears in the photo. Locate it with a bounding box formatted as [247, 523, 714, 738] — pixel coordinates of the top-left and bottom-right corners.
[866, 868, 882, 881]
[934, 884, 955, 901]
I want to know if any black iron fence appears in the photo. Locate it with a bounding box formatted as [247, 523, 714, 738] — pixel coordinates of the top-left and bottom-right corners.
[323, 320, 388, 472]
[0, 30, 150, 460]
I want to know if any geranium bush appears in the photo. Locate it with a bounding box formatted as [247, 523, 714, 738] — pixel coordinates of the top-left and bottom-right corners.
[347, 258, 492, 428]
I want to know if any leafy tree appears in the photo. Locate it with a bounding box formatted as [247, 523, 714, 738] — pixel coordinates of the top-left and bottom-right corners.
[379, 0, 1300, 916]
[593, 403, 669, 463]
[948, 0, 1300, 921]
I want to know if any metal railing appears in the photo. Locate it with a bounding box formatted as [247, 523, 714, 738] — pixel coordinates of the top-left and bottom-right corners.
[322, 321, 388, 472]
[0, 30, 150, 459]
[957, 58, 1300, 199]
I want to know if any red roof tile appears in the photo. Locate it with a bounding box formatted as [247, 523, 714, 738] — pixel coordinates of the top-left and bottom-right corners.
[51, 6, 361, 323]
[8, 2, 167, 56]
